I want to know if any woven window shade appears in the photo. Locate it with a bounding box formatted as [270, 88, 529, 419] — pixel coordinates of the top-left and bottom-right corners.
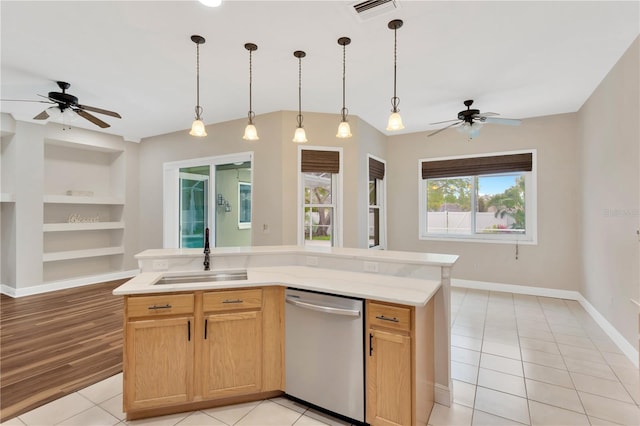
[301, 150, 340, 173]
[369, 157, 385, 181]
[422, 153, 532, 179]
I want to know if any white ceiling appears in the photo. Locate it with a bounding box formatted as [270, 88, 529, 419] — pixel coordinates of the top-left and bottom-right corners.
[1, 1, 638, 142]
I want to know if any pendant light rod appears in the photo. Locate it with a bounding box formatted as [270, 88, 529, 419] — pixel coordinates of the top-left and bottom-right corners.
[243, 42, 259, 141]
[189, 34, 207, 137]
[245, 43, 258, 124]
[191, 35, 205, 120]
[338, 37, 351, 121]
[292, 50, 308, 143]
[336, 37, 353, 139]
[388, 19, 402, 113]
[294, 50, 306, 128]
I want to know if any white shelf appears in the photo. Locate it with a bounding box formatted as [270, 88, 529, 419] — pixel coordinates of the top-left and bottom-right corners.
[0, 193, 15, 202]
[43, 195, 124, 205]
[43, 246, 124, 262]
[43, 221, 125, 232]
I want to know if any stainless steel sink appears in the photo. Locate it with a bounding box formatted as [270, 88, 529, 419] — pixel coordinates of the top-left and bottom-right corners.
[154, 270, 248, 285]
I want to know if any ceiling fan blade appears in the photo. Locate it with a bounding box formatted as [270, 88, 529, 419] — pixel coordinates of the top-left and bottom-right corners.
[1, 98, 54, 104]
[482, 117, 522, 126]
[78, 104, 121, 118]
[429, 118, 460, 125]
[427, 121, 461, 137]
[33, 110, 50, 120]
[476, 112, 499, 117]
[75, 109, 110, 128]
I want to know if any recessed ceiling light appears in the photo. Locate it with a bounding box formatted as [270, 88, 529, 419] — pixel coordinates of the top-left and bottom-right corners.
[199, 0, 222, 7]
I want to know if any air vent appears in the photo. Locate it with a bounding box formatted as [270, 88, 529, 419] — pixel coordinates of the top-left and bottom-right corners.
[351, 0, 400, 21]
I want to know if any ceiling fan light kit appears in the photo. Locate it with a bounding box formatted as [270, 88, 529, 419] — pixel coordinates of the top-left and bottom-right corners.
[189, 34, 207, 137]
[427, 99, 521, 139]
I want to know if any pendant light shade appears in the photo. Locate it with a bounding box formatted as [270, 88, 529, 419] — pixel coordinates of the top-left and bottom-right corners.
[189, 35, 207, 137]
[292, 50, 307, 143]
[386, 19, 404, 131]
[336, 37, 352, 139]
[242, 43, 259, 141]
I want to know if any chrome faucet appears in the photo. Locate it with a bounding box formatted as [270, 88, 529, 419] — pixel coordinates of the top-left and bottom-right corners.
[204, 227, 210, 270]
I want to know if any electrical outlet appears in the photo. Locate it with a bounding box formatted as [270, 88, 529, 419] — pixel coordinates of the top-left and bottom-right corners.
[306, 256, 318, 266]
[263, 223, 270, 233]
[364, 261, 379, 273]
[152, 259, 169, 270]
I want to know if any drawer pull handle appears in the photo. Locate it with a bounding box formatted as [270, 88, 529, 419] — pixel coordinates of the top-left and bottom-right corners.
[222, 299, 243, 304]
[187, 320, 191, 341]
[376, 315, 399, 323]
[148, 304, 172, 310]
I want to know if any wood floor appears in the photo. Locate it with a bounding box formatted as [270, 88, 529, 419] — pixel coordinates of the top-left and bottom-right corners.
[0, 280, 126, 422]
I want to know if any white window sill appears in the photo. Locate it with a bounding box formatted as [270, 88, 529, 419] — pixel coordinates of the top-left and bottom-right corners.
[420, 235, 537, 245]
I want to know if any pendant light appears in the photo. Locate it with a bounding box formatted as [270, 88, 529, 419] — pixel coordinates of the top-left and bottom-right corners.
[189, 35, 207, 137]
[292, 50, 308, 143]
[386, 19, 404, 131]
[336, 37, 352, 139]
[242, 43, 259, 141]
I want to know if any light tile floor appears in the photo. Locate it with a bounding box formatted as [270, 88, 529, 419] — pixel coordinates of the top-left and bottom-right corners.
[3, 288, 639, 425]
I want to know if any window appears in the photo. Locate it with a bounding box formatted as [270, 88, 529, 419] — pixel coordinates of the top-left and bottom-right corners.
[163, 152, 253, 248]
[368, 155, 386, 249]
[238, 182, 251, 229]
[419, 151, 536, 243]
[298, 147, 342, 247]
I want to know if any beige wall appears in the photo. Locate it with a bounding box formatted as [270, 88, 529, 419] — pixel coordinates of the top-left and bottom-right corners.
[385, 113, 582, 292]
[138, 110, 377, 251]
[578, 36, 639, 347]
[215, 168, 251, 247]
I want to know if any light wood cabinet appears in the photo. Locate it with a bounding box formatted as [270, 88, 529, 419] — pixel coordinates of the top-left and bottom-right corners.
[125, 316, 194, 411]
[123, 287, 283, 420]
[201, 288, 263, 399]
[366, 299, 435, 426]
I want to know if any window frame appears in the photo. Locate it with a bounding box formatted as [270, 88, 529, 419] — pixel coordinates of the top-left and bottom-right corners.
[418, 149, 537, 244]
[367, 154, 387, 250]
[297, 146, 343, 247]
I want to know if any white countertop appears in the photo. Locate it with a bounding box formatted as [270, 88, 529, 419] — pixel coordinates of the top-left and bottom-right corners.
[134, 245, 459, 267]
[113, 265, 441, 307]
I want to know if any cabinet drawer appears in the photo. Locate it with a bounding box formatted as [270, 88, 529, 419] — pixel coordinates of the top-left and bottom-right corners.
[368, 302, 411, 332]
[203, 289, 263, 312]
[127, 294, 194, 318]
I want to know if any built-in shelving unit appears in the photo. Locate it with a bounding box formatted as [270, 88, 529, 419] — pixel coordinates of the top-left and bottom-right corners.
[41, 137, 127, 284]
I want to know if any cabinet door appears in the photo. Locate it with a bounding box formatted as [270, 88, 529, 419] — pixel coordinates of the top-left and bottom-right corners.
[202, 311, 263, 398]
[125, 316, 194, 410]
[367, 328, 412, 426]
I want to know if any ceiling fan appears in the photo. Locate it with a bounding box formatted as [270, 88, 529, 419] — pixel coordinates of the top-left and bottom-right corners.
[1, 81, 121, 128]
[427, 99, 521, 138]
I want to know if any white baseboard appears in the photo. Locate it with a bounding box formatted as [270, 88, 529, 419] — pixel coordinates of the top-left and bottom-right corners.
[453, 278, 639, 368]
[1, 270, 139, 298]
[434, 382, 452, 407]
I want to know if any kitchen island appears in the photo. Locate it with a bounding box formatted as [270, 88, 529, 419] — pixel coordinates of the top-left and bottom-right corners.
[113, 245, 458, 425]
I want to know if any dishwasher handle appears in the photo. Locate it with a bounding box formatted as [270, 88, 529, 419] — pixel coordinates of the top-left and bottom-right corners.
[285, 296, 361, 317]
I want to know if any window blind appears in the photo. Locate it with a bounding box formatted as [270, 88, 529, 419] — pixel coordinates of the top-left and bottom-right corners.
[421, 152, 532, 180]
[301, 149, 340, 173]
[369, 157, 385, 181]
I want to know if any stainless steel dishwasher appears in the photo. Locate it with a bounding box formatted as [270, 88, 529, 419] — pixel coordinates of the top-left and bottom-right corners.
[285, 288, 365, 423]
